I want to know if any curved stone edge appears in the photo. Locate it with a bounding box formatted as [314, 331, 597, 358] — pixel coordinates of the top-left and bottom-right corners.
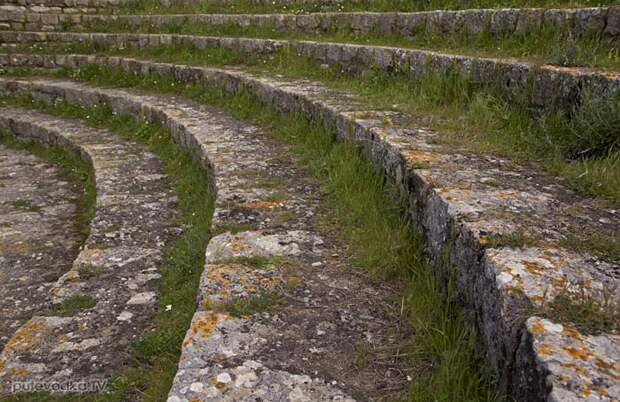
[0, 107, 181, 392]
[0, 58, 618, 400]
[0, 76, 355, 400]
[2, 30, 619, 113]
[4, 6, 617, 38]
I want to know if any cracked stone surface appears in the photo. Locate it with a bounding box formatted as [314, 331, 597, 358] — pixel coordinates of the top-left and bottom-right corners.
[0, 107, 183, 392]
[0, 143, 82, 351]
[0, 58, 617, 400]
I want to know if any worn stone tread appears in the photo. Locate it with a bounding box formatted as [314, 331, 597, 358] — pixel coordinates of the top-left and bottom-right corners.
[0, 78, 418, 400]
[1, 31, 619, 113]
[0, 56, 618, 400]
[0, 143, 82, 351]
[0, 107, 182, 392]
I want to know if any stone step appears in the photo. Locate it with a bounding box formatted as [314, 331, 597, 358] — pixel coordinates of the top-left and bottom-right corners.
[7, 7, 616, 37]
[0, 107, 183, 392]
[0, 142, 82, 351]
[1, 31, 619, 114]
[0, 78, 417, 400]
[0, 59, 617, 400]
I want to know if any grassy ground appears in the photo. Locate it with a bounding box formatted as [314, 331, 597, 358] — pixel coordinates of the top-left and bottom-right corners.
[0, 70, 496, 401]
[118, 0, 619, 15]
[84, 20, 620, 71]
[0, 129, 95, 240]
[6, 41, 619, 205]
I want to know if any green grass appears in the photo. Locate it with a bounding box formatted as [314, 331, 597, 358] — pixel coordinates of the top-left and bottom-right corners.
[536, 289, 620, 335]
[52, 294, 97, 316]
[561, 233, 620, 263]
[6, 41, 618, 204]
[0, 66, 496, 400]
[0, 129, 95, 239]
[83, 19, 620, 71]
[211, 291, 282, 317]
[0, 97, 214, 402]
[6, 199, 42, 213]
[118, 0, 619, 15]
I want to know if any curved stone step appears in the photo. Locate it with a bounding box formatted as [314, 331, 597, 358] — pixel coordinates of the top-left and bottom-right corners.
[1, 31, 619, 113]
[13, 7, 616, 37]
[0, 143, 82, 351]
[0, 107, 182, 392]
[0, 58, 616, 400]
[0, 78, 418, 400]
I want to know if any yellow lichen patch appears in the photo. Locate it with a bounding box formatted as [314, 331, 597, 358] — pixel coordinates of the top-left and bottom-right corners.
[403, 149, 442, 166]
[210, 377, 229, 390]
[537, 343, 554, 355]
[594, 357, 618, 374]
[563, 346, 594, 361]
[4, 320, 49, 353]
[561, 362, 586, 374]
[66, 270, 79, 282]
[182, 334, 193, 348]
[191, 312, 228, 340]
[581, 388, 591, 397]
[239, 200, 284, 209]
[9, 367, 28, 377]
[0, 359, 6, 373]
[562, 326, 583, 341]
[523, 261, 544, 276]
[530, 319, 545, 334]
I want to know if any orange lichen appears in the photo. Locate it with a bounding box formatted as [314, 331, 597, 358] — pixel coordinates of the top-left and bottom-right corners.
[530, 320, 545, 334]
[523, 261, 544, 275]
[404, 149, 442, 165]
[4, 320, 48, 353]
[562, 326, 582, 341]
[66, 271, 79, 282]
[9, 367, 28, 377]
[191, 312, 221, 339]
[563, 346, 594, 361]
[537, 343, 554, 356]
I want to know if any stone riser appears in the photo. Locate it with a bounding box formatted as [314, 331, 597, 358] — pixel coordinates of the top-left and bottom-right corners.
[3, 6, 618, 38]
[0, 54, 617, 401]
[2, 30, 619, 113]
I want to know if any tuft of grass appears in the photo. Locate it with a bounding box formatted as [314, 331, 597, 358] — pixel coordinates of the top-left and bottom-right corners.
[484, 231, 538, 249]
[53, 295, 97, 316]
[536, 289, 620, 335]
[6, 199, 41, 213]
[211, 292, 282, 317]
[77, 264, 105, 280]
[561, 233, 620, 263]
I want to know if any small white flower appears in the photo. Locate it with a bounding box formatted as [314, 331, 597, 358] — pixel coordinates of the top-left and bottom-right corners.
[165, 304, 172, 311]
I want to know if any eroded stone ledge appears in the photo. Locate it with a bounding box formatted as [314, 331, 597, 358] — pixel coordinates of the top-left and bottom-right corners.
[0, 107, 182, 392]
[0, 76, 415, 400]
[0, 55, 617, 400]
[0, 143, 82, 351]
[5, 6, 616, 37]
[2, 30, 619, 113]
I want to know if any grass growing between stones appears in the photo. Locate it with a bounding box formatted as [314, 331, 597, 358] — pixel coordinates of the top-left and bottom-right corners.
[20, 65, 498, 401]
[119, 0, 618, 15]
[0, 97, 214, 402]
[7, 41, 618, 204]
[52, 294, 97, 316]
[0, 129, 95, 239]
[85, 19, 620, 71]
